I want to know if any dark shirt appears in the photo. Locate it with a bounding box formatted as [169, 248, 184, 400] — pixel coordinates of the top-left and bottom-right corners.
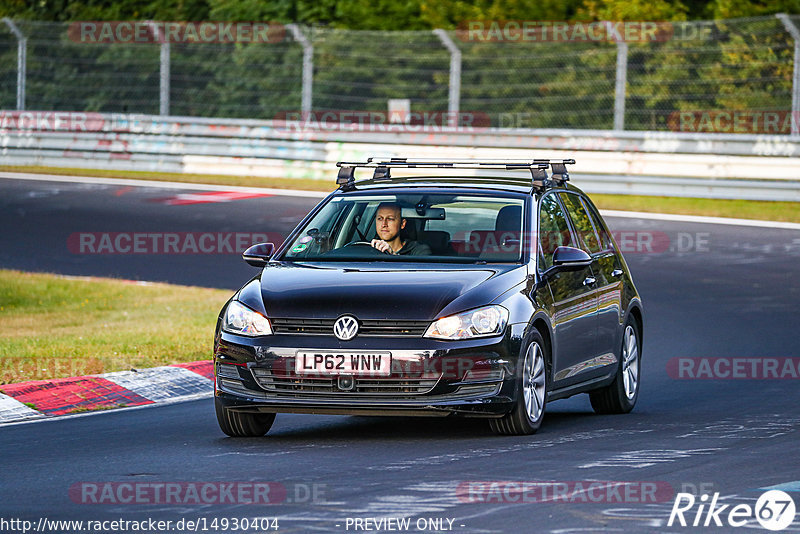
[396, 240, 432, 256]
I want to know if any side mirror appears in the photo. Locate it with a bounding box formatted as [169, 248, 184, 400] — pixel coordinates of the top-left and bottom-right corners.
[552, 246, 592, 270]
[242, 242, 274, 268]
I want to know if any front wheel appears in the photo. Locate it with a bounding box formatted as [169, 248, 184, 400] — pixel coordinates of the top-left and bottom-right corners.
[589, 316, 641, 414]
[215, 397, 275, 437]
[489, 331, 547, 435]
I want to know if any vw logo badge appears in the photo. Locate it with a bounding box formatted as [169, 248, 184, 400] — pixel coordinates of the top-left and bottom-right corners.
[333, 315, 359, 341]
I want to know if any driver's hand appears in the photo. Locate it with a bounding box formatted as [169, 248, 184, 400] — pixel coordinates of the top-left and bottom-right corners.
[370, 239, 392, 254]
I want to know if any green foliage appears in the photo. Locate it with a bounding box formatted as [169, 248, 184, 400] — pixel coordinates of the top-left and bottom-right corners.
[624, 17, 794, 130]
[578, 0, 689, 21]
[709, 0, 800, 19]
[4, 0, 800, 26]
[0, 0, 211, 22]
[1, 2, 799, 129]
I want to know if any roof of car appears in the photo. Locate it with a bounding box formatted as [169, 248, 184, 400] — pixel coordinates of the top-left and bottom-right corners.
[347, 175, 536, 194]
[335, 158, 577, 196]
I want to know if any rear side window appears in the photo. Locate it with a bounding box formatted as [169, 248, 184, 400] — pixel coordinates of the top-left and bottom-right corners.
[538, 194, 572, 270]
[581, 197, 614, 252]
[559, 193, 601, 254]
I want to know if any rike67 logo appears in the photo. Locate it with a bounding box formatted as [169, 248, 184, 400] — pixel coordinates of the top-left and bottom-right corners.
[668, 490, 796, 531]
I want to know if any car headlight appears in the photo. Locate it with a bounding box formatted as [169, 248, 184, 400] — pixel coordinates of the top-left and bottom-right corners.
[222, 301, 272, 336]
[424, 305, 509, 340]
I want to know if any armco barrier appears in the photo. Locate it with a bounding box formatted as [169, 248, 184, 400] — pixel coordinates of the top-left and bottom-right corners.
[1, 112, 800, 201]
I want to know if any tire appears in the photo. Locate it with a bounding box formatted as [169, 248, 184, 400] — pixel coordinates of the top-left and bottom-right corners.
[489, 331, 548, 435]
[589, 316, 641, 414]
[215, 397, 275, 437]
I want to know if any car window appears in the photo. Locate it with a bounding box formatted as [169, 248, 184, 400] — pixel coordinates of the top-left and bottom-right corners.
[581, 197, 614, 252]
[538, 194, 572, 270]
[280, 193, 526, 263]
[559, 193, 601, 254]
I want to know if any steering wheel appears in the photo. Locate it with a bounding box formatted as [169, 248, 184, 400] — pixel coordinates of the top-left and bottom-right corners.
[320, 241, 389, 257]
[342, 241, 392, 254]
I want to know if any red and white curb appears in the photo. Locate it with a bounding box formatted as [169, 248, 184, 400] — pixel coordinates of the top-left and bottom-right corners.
[0, 360, 213, 424]
[151, 190, 273, 205]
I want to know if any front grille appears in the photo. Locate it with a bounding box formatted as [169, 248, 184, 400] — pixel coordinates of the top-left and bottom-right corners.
[270, 318, 429, 337]
[250, 368, 438, 395]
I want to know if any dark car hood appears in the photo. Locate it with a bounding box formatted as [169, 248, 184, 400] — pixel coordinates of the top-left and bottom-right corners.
[249, 262, 523, 321]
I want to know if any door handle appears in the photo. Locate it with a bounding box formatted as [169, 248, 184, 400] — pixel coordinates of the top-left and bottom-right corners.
[583, 276, 596, 286]
[611, 269, 623, 277]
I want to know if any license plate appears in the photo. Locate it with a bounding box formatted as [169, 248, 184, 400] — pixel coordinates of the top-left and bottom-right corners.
[295, 351, 391, 376]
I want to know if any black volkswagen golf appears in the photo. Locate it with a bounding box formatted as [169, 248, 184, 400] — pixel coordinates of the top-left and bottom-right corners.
[214, 159, 643, 436]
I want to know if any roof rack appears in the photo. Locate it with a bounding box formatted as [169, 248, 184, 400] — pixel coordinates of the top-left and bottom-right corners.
[335, 158, 576, 191]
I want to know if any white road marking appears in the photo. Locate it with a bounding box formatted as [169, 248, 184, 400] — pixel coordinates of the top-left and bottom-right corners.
[0, 172, 328, 198]
[578, 448, 724, 469]
[3, 171, 800, 229]
[602, 209, 800, 230]
[762, 480, 800, 492]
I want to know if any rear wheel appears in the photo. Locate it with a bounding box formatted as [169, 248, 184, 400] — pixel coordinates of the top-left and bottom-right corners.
[589, 316, 641, 414]
[215, 397, 275, 437]
[490, 331, 547, 435]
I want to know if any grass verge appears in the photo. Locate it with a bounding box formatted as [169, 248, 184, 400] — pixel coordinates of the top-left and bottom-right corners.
[590, 194, 800, 224]
[0, 165, 332, 192]
[0, 270, 230, 385]
[2, 165, 799, 223]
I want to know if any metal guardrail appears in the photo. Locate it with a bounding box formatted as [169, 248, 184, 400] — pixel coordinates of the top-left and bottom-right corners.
[1, 112, 799, 201]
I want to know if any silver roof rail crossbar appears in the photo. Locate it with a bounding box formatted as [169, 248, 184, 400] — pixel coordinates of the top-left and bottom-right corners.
[335, 159, 576, 189]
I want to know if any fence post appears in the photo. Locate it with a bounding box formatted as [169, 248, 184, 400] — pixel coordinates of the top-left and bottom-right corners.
[2, 18, 26, 111]
[287, 24, 313, 116]
[147, 22, 170, 116]
[777, 14, 800, 137]
[606, 21, 628, 131]
[159, 38, 170, 116]
[433, 29, 461, 128]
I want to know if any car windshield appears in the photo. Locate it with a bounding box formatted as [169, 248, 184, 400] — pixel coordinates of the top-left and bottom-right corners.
[280, 192, 526, 263]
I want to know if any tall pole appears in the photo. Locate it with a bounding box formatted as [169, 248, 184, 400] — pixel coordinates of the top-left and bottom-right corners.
[148, 22, 170, 116]
[287, 24, 313, 117]
[777, 14, 800, 136]
[606, 21, 628, 131]
[2, 18, 26, 111]
[433, 29, 462, 128]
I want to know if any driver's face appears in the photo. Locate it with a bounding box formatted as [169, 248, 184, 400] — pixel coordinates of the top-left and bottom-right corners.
[375, 206, 405, 242]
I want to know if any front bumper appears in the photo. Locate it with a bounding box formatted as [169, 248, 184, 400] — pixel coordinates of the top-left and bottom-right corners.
[213, 326, 525, 418]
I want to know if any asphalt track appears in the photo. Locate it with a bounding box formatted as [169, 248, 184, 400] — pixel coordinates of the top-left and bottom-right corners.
[1, 176, 799, 533]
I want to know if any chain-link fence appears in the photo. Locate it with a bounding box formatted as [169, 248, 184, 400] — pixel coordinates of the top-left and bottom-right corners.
[1, 16, 799, 132]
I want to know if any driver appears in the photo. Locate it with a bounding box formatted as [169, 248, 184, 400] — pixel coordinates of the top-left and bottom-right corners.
[370, 202, 432, 256]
